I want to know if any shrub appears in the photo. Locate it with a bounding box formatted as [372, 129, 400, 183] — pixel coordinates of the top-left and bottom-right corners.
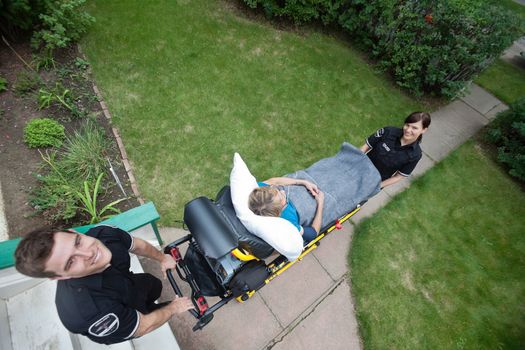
[0, 76, 7, 92]
[485, 97, 525, 182]
[31, 0, 95, 53]
[24, 117, 66, 148]
[1, 0, 94, 54]
[13, 70, 41, 96]
[243, 0, 522, 97]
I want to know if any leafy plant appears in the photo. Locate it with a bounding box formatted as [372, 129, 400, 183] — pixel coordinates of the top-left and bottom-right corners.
[75, 173, 126, 224]
[32, 52, 56, 71]
[13, 70, 41, 96]
[38, 83, 74, 111]
[23, 117, 66, 148]
[31, 0, 95, 53]
[74, 57, 89, 70]
[0, 75, 7, 92]
[485, 97, 525, 182]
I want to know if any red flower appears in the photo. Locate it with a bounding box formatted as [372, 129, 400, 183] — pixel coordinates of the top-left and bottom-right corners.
[424, 14, 433, 24]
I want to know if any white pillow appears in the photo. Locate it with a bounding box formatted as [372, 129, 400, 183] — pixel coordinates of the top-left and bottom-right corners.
[230, 153, 303, 261]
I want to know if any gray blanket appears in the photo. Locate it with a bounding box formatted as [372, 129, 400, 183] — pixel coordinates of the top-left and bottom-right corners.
[283, 142, 381, 228]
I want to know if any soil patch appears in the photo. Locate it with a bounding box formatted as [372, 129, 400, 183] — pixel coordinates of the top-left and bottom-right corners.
[0, 40, 137, 238]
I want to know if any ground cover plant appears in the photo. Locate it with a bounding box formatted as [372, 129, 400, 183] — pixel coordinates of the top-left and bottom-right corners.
[23, 117, 66, 148]
[81, 0, 424, 225]
[350, 141, 525, 349]
[476, 59, 525, 105]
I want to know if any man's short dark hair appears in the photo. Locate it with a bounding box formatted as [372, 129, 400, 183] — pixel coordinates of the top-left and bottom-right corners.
[15, 228, 62, 278]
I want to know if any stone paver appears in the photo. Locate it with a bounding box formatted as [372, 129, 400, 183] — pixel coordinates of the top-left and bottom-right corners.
[312, 222, 353, 281]
[460, 84, 503, 116]
[258, 253, 334, 327]
[269, 281, 360, 350]
[420, 99, 489, 162]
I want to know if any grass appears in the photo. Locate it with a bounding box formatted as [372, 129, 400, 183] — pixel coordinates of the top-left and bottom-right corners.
[80, 0, 423, 225]
[350, 141, 525, 349]
[476, 59, 525, 105]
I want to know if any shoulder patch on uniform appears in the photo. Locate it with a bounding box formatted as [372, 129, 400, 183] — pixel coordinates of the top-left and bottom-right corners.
[88, 313, 119, 337]
[375, 128, 384, 137]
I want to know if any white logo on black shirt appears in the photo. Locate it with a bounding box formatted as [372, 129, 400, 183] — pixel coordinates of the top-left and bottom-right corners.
[88, 313, 119, 337]
[381, 143, 391, 152]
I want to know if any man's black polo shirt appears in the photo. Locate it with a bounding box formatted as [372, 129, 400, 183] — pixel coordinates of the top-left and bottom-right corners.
[365, 126, 422, 181]
[55, 225, 157, 345]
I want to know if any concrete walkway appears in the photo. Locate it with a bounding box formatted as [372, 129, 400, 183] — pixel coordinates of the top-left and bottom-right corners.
[145, 84, 507, 350]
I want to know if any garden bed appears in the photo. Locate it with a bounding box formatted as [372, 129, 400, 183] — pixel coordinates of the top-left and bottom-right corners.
[0, 40, 136, 238]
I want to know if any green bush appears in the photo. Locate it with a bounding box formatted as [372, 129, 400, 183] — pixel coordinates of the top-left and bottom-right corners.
[13, 70, 41, 96]
[31, 0, 95, 53]
[23, 117, 66, 148]
[0, 76, 7, 92]
[0, 0, 94, 54]
[486, 98, 525, 182]
[243, 0, 522, 97]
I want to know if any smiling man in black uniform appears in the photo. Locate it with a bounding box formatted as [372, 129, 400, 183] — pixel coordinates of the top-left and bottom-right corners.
[15, 225, 193, 345]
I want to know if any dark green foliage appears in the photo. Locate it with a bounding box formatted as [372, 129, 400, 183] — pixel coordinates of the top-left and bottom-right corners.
[0, 76, 7, 92]
[30, 0, 95, 53]
[0, 0, 94, 54]
[13, 70, 41, 96]
[23, 117, 66, 148]
[243, 0, 522, 97]
[486, 97, 525, 182]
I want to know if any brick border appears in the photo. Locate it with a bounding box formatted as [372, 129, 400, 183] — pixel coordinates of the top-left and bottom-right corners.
[78, 46, 144, 204]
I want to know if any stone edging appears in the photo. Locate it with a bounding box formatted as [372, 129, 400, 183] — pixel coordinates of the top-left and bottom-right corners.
[78, 46, 145, 205]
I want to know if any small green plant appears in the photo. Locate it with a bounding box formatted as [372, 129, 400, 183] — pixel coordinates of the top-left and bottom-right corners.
[76, 173, 126, 224]
[32, 52, 56, 71]
[485, 97, 525, 182]
[24, 118, 66, 148]
[13, 70, 41, 96]
[38, 83, 74, 111]
[0, 75, 7, 92]
[74, 57, 89, 70]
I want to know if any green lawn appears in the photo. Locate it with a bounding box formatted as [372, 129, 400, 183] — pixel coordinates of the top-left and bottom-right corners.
[81, 0, 422, 224]
[476, 59, 525, 105]
[350, 141, 525, 349]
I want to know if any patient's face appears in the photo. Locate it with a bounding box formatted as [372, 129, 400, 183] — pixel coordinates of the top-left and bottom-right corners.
[270, 187, 287, 212]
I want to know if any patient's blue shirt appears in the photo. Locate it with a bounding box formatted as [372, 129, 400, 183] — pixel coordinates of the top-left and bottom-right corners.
[257, 182, 301, 232]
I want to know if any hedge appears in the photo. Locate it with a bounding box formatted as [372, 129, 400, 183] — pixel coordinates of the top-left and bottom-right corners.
[243, 0, 522, 97]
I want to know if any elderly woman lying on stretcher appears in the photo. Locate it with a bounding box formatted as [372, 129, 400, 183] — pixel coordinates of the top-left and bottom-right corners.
[243, 112, 430, 246]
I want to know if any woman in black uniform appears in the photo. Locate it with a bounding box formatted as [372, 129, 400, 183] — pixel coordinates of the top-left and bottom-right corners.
[360, 112, 431, 188]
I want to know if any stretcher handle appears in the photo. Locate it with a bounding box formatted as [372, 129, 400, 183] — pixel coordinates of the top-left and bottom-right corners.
[166, 269, 200, 318]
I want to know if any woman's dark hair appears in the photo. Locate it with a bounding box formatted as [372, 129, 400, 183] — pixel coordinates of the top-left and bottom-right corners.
[404, 112, 431, 141]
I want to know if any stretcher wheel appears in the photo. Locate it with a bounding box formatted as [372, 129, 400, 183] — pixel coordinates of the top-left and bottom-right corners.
[193, 314, 214, 332]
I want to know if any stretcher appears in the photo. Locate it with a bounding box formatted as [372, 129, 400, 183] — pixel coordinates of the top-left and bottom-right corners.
[164, 186, 365, 331]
